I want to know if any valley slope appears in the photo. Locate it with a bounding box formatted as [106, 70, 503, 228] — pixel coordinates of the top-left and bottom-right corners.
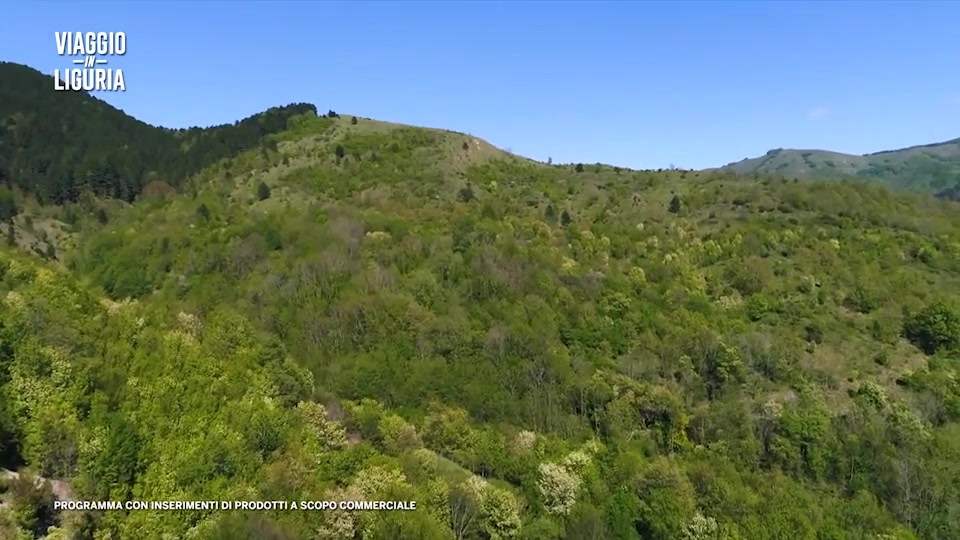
[0, 62, 958, 540]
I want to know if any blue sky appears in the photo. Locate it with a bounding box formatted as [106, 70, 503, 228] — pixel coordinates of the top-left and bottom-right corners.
[3, 1, 959, 170]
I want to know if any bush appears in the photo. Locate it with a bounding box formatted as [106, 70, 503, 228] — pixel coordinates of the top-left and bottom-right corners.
[903, 302, 960, 354]
[844, 284, 879, 314]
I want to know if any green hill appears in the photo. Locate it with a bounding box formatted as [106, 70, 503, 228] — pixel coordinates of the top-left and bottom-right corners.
[0, 62, 316, 204]
[0, 62, 958, 539]
[715, 139, 960, 199]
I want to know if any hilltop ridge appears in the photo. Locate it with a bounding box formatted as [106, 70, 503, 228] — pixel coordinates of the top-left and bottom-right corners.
[7, 59, 959, 205]
[715, 137, 960, 199]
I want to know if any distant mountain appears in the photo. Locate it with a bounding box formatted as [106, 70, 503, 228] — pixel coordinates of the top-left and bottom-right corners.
[715, 138, 960, 200]
[0, 61, 315, 204]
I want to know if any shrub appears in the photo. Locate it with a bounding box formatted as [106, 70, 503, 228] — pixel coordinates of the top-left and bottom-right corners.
[903, 302, 960, 354]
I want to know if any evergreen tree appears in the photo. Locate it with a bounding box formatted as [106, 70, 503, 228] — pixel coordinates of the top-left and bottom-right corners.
[257, 182, 271, 201]
[669, 194, 682, 214]
[560, 209, 572, 226]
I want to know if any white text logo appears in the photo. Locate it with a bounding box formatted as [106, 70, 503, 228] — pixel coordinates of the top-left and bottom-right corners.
[53, 32, 126, 92]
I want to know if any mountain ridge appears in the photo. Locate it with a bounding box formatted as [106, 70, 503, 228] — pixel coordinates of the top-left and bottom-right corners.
[9, 59, 958, 204]
[868, 136, 960, 156]
[714, 137, 960, 199]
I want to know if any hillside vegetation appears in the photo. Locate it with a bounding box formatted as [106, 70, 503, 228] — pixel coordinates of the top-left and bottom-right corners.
[0, 65, 959, 539]
[0, 62, 315, 204]
[716, 139, 960, 199]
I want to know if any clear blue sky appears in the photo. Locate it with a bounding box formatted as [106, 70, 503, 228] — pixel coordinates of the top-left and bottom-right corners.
[3, 1, 959, 170]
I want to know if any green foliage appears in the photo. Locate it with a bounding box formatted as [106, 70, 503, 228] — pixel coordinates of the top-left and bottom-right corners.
[544, 204, 556, 222]
[2, 99, 960, 538]
[0, 188, 17, 222]
[457, 183, 475, 203]
[0, 62, 314, 204]
[903, 302, 960, 355]
[720, 137, 960, 199]
[196, 203, 210, 221]
[844, 283, 880, 314]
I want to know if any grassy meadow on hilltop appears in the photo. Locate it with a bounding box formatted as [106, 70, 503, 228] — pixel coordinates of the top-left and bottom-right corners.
[0, 64, 959, 539]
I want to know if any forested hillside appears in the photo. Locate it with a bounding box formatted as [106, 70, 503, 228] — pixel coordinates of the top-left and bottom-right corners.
[0, 86, 958, 538]
[0, 62, 315, 204]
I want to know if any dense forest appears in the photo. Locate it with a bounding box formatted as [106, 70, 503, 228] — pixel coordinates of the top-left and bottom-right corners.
[0, 65, 958, 539]
[0, 62, 315, 204]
